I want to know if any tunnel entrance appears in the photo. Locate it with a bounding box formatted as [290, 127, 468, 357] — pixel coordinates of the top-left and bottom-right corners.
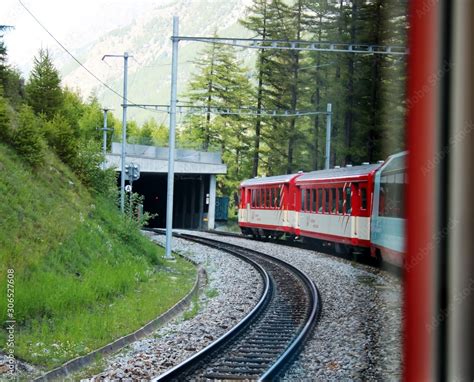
[127, 173, 210, 229]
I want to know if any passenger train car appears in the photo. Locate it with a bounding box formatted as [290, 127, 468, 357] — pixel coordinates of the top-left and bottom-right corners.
[239, 173, 301, 239]
[238, 154, 406, 266]
[370, 152, 407, 267]
[295, 164, 381, 254]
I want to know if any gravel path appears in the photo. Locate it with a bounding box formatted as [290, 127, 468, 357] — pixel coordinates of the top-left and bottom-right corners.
[82, 232, 263, 381]
[182, 230, 402, 381]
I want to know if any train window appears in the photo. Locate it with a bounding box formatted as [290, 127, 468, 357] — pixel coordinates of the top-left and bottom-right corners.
[345, 187, 352, 214]
[305, 188, 311, 212]
[331, 188, 336, 213]
[266, 189, 270, 208]
[262, 188, 266, 208]
[270, 188, 274, 208]
[312, 188, 317, 212]
[338, 188, 344, 214]
[379, 170, 405, 218]
[301, 189, 306, 211]
[256, 189, 260, 208]
[361, 187, 367, 210]
[277, 186, 282, 208]
[251, 189, 255, 207]
[325, 188, 329, 213]
[318, 189, 323, 212]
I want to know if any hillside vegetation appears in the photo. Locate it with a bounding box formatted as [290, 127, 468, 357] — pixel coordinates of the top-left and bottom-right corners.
[0, 143, 196, 368]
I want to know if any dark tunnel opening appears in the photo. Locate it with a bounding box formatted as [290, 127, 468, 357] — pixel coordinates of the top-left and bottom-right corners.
[119, 173, 210, 229]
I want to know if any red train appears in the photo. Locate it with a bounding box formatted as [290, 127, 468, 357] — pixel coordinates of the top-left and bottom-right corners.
[238, 153, 406, 267]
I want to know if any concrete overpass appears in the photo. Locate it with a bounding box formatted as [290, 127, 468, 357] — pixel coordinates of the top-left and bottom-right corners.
[106, 143, 227, 229]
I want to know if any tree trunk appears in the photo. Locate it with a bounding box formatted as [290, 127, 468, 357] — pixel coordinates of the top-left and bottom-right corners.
[286, 0, 302, 174]
[344, 0, 358, 165]
[369, 0, 383, 162]
[252, 1, 267, 177]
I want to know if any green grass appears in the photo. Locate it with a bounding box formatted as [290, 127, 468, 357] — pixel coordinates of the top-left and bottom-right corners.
[0, 144, 196, 368]
[206, 288, 219, 299]
[182, 296, 200, 321]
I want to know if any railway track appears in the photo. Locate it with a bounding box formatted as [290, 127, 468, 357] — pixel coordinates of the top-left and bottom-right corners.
[202, 229, 402, 275]
[154, 233, 321, 381]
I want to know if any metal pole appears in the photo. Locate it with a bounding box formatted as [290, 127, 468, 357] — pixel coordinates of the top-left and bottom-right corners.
[165, 17, 179, 259]
[325, 103, 332, 170]
[120, 52, 129, 213]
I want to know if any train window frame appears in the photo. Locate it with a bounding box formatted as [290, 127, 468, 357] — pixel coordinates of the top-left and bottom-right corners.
[345, 186, 352, 215]
[318, 188, 323, 213]
[337, 187, 344, 214]
[331, 188, 337, 214]
[301, 188, 306, 211]
[312, 188, 317, 213]
[306, 188, 311, 212]
[360, 186, 368, 211]
[324, 187, 329, 214]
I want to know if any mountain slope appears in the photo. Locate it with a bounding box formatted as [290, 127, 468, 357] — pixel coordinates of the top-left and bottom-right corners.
[61, 0, 254, 124]
[0, 143, 195, 369]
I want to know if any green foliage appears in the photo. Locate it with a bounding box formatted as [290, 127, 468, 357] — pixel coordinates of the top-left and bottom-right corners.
[237, 0, 407, 175]
[25, 49, 63, 119]
[73, 139, 117, 198]
[12, 105, 46, 167]
[0, 93, 11, 143]
[123, 192, 148, 228]
[1, 66, 25, 109]
[0, 143, 196, 368]
[44, 113, 78, 167]
[182, 40, 254, 197]
[183, 296, 200, 321]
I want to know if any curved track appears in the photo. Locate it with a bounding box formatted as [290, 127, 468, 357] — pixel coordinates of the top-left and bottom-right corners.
[154, 233, 321, 381]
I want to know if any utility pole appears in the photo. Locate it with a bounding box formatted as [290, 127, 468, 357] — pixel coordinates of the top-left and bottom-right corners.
[102, 52, 130, 213]
[165, 16, 179, 260]
[100, 108, 113, 169]
[325, 103, 332, 170]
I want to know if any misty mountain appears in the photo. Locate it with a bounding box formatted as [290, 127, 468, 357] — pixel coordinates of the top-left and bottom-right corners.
[60, 0, 254, 124]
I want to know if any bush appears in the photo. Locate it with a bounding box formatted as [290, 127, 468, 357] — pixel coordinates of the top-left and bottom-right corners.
[13, 105, 46, 167]
[0, 93, 11, 143]
[44, 113, 78, 167]
[73, 139, 117, 199]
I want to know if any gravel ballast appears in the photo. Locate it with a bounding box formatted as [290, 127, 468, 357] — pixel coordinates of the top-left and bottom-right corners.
[84, 232, 263, 381]
[183, 230, 402, 381]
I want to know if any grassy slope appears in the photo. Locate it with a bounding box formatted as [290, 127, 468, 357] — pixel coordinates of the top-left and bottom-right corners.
[0, 143, 196, 368]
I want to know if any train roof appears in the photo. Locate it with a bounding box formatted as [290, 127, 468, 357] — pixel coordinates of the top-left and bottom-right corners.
[379, 151, 407, 174]
[296, 163, 382, 183]
[240, 173, 301, 187]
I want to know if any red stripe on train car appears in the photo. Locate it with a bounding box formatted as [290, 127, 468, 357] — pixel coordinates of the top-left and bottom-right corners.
[299, 229, 371, 247]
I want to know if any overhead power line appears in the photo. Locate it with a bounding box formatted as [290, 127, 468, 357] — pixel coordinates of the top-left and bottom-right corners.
[175, 36, 409, 55]
[126, 103, 331, 117]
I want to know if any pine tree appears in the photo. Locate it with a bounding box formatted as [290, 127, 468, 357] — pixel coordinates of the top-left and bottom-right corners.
[44, 113, 78, 167]
[183, 40, 254, 196]
[0, 92, 11, 143]
[25, 49, 63, 119]
[0, 26, 10, 90]
[13, 105, 46, 167]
